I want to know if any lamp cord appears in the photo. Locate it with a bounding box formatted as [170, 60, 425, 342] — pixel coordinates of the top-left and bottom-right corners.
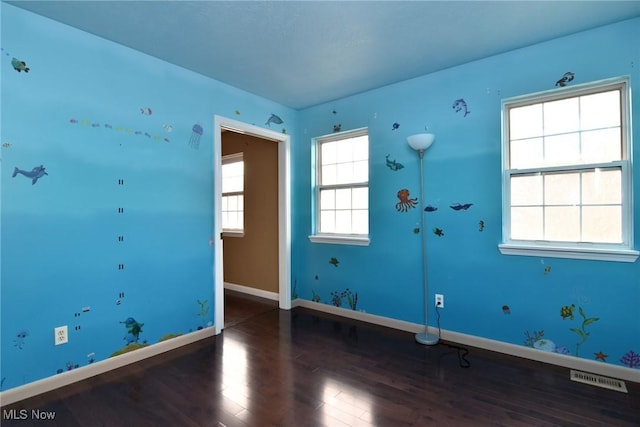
[435, 306, 471, 369]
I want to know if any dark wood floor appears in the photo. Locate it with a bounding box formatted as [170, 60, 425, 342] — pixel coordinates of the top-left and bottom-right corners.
[2, 292, 638, 426]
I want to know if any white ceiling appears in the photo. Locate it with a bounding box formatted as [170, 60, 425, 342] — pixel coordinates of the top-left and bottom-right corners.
[7, 1, 640, 110]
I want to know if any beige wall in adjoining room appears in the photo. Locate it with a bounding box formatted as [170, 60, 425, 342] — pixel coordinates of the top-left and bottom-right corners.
[222, 131, 279, 293]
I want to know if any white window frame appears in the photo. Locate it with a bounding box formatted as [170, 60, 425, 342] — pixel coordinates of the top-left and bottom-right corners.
[221, 152, 244, 237]
[499, 77, 638, 262]
[309, 127, 370, 246]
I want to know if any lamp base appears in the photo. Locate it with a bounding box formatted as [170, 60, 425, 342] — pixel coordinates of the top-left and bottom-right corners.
[415, 331, 439, 346]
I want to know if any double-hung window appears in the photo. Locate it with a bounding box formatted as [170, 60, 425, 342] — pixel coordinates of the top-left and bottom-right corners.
[221, 153, 244, 236]
[309, 128, 370, 246]
[499, 77, 637, 262]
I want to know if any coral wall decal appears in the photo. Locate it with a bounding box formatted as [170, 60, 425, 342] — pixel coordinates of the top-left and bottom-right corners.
[561, 305, 599, 357]
[330, 289, 358, 310]
[524, 330, 544, 347]
[620, 350, 640, 368]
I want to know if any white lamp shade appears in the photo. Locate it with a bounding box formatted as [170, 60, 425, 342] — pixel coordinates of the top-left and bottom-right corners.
[407, 133, 435, 151]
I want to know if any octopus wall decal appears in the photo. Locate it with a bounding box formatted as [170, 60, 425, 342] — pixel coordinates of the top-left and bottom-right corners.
[395, 189, 418, 212]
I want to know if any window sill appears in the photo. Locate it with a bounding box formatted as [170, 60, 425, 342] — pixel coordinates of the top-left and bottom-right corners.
[498, 243, 639, 263]
[308, 234, 370, 246]
[222, 230, 245, 238]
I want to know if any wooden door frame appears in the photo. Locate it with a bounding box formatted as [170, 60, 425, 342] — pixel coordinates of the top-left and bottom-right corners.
[213, 115, 291, 334]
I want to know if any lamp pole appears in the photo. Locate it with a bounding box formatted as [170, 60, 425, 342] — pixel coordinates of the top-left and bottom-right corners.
[414, 146, 439, 346]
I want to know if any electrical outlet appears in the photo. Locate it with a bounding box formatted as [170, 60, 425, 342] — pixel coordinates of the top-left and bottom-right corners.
[435, 294, 444, 308]
[54, 326, 68, 345]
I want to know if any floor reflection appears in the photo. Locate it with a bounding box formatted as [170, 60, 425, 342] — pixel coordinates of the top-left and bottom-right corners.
[321, 378, 375, 426]
[221, 337, 249, 410]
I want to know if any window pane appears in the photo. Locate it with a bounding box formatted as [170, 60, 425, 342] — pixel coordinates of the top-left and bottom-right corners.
[335, 210, 352, 234]
[582, 206, 621, 243]
[580, 90, 620, 130]
[352, 187, 368, 209]
[352, 160, 368, 182]
[544, 173, 579, 205]
[237, 195, 244, 211]
[338, 140, 354, 162]
[581, 128, 621, 163]
[223, 176, 243, 193]
[227, 195, 237, 211]
[511, 175, 542, 206]
[336, 162, 353, 184]
[320, 189, 335, 210]
[582, 169, 621, 205]
[221, 196, 228, 210]
[544, 133, 580, 166]
[237, 212, 244, 229]
[227, 212, 237, 229]
[222, 211, 228, 228]
[335, 188, 351, 210]
[321, 165, 337, 186]
[545, 206, 580, 241]
[510, 104, 543, 140]
[320, 210, 335, 233]
[352, 210, 369, 234]
[511, 207, 542, 240]
[322, 141, 338, 164]
[543, 97, 579, 135]
[510, 138, 543, 169]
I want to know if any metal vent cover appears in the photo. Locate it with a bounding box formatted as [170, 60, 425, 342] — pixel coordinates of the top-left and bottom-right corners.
[570, 369, 628, 393]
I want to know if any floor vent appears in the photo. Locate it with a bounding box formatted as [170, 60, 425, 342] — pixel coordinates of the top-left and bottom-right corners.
[570, 370, 627, 393]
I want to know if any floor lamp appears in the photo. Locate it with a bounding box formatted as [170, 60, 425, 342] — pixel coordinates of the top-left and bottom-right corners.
[407, 133, 439, 346]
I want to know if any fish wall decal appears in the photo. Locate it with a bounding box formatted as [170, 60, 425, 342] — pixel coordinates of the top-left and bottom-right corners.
[12, 165, 48, 185]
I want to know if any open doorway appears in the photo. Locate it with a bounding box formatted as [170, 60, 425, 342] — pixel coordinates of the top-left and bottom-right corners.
[213, 116, 291, 334]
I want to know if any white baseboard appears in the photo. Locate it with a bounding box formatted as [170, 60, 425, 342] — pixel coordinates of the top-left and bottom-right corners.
[293, 299, 640, 384]
[0, 327, 216, 407]
[3, 300, 637, 407]
[224, 282, 278, 301]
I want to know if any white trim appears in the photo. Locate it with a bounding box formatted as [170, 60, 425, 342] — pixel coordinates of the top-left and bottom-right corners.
[308, 234, 370, 246]
[498, 243, 639, 262]
[224, 282, 279, 301]
[292, 299, 640, 383]
[214, 116, 291, 335]
[500, 76, 635, 260]
[0, 327, 215, 406]
[312, 127, 370, 238]
[293, 299, 425, 333]
[221, 152, 243, 164]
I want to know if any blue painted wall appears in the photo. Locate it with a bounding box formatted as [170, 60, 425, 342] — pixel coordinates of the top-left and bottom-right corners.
[0, 4, 295, 391]
[293, 18, 640, 370]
